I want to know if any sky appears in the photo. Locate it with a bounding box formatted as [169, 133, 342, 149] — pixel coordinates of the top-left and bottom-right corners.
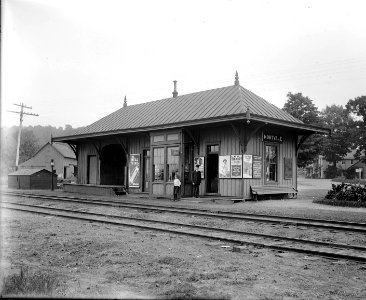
[2, 0, 366, 129]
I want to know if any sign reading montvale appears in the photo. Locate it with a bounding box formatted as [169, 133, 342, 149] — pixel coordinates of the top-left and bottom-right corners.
[263, 132, 283, 143]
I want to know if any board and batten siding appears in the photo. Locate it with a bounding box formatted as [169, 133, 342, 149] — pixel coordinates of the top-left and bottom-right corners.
[77, 134, 150, 188]
[128, 133, 150, 193]
[194, 124, 297, 199]
[77, 142, 99, 184]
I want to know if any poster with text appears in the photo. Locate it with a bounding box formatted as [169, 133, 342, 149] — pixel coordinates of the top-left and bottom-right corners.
[230, 155, 243, 178]
[219, 155, 231, 178]
[129, 154, 140, 187]
[243, 155, 253, 178]
[194, 156, 205, 178]
[252, 155, 262, 179]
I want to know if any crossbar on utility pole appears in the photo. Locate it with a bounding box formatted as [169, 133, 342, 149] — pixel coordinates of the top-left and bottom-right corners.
[8, 103, 39, 170]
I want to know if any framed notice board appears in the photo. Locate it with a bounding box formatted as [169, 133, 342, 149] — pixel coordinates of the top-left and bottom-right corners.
[252, 155, 262, 179]
[284, 157, 293, 179]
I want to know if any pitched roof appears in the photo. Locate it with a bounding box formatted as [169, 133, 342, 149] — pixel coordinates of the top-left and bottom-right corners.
[8, 168, 50, 176]
[53, 142, 76, 158]
[54, 84, 329, 141]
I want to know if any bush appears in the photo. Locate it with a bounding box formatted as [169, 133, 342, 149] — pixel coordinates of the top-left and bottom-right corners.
[324, 165, 342, 179]
[324, 183, 366, 204]
[1, 267, 64, 296]
[344, 168, 356, 179]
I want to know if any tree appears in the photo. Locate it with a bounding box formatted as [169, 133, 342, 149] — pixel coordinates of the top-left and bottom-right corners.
[321, 105, 353, 167]
[16, 130, 40, 164]
[346, 96, 366, 161]
[283, 92, 320, 124]
[283, 92, 324, 168]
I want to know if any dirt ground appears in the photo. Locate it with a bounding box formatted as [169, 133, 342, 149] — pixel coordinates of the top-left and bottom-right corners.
[1, 179, 366, 299]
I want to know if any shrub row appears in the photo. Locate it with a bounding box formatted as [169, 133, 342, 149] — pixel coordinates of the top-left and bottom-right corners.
[325, 183, 366, 203]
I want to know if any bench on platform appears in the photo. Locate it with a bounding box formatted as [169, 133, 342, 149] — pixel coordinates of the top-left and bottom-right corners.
[250, 185, 297, 200]
[63, 183, 127, 196]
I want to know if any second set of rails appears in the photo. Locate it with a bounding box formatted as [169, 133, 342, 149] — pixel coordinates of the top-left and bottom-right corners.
[3, 191, 366, 262]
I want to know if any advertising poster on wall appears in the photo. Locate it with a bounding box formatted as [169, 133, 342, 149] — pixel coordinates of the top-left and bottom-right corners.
[252, 155, 262, 179]
[194, 156, 205, 178]
[219, 155, 231, 178]
[243, 155, 253, 178]
[230, 155, 242, 178]
[129, 154, 140, 188]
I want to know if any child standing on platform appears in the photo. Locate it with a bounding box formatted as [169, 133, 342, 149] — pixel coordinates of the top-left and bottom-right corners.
[173, 174, 181, 201]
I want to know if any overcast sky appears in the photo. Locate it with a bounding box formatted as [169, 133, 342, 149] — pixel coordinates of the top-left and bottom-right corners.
[2, 0, 366, 128]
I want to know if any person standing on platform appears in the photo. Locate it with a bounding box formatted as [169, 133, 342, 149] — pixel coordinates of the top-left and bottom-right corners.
[192, 164, 202, 198]
[173, 174, 181, 201]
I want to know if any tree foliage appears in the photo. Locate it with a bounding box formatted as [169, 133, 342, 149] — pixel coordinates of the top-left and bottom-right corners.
[283, 92, 323, 167]
[283, 92, 320, 124]
[321, 105, 354, 165]
[346, 96, 366, 161]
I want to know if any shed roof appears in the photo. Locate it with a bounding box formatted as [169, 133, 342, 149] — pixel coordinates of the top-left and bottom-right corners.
[54, 83, 329, 142]
[8, 168, 52, 176]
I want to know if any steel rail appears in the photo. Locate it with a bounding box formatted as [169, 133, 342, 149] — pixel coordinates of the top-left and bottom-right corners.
[3, 191, 366, 233]
[3, 201, 366, 262]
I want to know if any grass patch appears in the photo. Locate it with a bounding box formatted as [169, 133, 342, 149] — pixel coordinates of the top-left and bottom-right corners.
[313, 198, 366, 207]
[1, 267, 64, 297]
[332, 178, 366, 185]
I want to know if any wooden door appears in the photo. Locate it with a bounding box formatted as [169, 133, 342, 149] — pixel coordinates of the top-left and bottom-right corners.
[87, 155, 97, 184]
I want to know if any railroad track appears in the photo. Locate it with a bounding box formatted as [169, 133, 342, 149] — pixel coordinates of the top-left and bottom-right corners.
[3, 191, 366, 233]
[3, 200, 366, 263]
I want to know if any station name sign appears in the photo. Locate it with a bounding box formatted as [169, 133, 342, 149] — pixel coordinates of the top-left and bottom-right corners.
[263, 132, 284, 143]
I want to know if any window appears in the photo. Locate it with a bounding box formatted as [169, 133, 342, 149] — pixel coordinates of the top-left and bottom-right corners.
[153, 135, 165, 143]
[208, 145, 219, 153]
[167, 146, 180, 181]
[153, 148, 165, 181]
[167, 133, 179, 141]
[265, 145, 277, 182]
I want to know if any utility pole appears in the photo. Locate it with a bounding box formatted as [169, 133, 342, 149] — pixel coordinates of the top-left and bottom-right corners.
[8, 103, 39, 170]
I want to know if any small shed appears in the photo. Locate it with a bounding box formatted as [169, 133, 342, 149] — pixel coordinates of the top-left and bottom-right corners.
[8, 168, 57, 190]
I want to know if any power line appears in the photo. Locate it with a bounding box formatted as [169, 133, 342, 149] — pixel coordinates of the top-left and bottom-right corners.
[8, 103, 39, 170]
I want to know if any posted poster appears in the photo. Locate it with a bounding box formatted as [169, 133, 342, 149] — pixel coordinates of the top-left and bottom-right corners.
[129, 154, 140, 187]
[230, 155, 243, 178]
[252, 155, 262, 179]
[219, 155, 231, 178]
[194, 156, 205, 178]
[243, 155, 253, 178]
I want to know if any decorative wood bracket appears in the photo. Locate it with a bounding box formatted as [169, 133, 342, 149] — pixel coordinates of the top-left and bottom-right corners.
[229, 122, 245, 154]
[185, 128, 199, 155]
[67, 142, 78, 157]
[243, 122, 267, 153]
[296, 134, 311, 155]
[88, 139, 102, 159]
[115, 137, 129, 161]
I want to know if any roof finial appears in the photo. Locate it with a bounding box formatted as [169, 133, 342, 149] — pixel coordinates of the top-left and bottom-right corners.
[234, 71, 240, 86]
[123, 96, 127, 107]
[172, 80, 178, 98]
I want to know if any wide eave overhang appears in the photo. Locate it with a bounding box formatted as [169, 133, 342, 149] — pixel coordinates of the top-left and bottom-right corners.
[53, 113, 330, 143]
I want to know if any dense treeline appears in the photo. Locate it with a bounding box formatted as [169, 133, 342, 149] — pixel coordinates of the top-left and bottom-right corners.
[1, 124, 83, 174]
[283, 94, 366, 177]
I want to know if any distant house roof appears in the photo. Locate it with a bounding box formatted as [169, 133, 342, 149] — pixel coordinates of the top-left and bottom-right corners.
[32, 142, 76, 159]
[344, 149, 365, 160]
[8, 168, 53, 176]
[53, 142, 76, 158]
[53, 82, 330, 142]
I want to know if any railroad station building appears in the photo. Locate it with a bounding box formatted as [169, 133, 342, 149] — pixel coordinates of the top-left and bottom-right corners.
[53, 73, 330, 199]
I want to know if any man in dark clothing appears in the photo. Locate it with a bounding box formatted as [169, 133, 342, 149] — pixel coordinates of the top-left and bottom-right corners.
[192, 164, 202, 198]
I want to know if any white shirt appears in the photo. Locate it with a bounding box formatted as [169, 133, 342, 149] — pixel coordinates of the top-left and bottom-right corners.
[174, 178, 181, 187]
